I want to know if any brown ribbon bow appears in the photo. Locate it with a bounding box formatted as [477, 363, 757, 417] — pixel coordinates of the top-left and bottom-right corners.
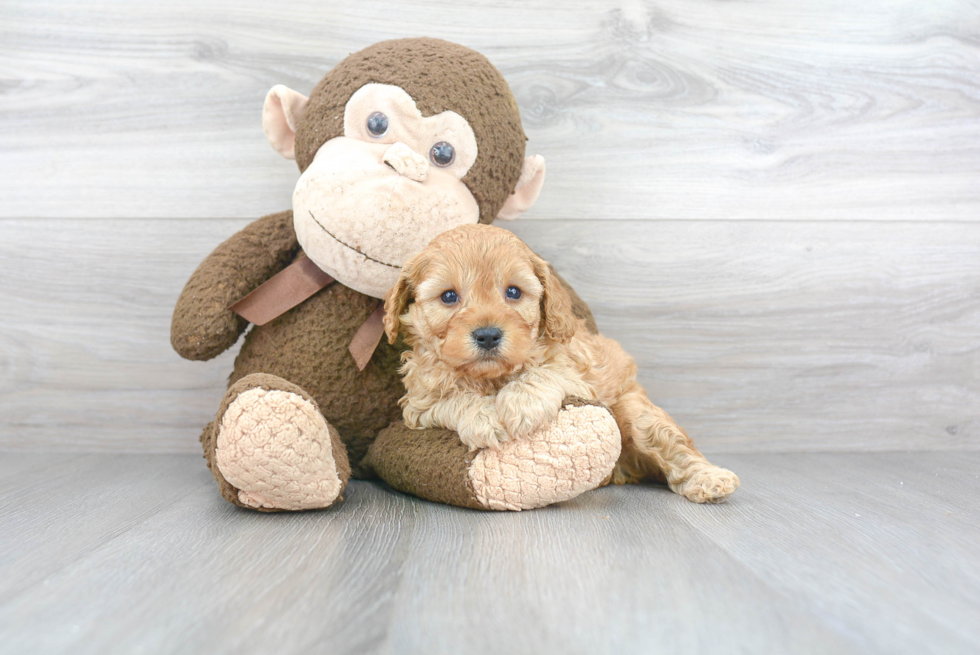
[229, 256, 386, 371]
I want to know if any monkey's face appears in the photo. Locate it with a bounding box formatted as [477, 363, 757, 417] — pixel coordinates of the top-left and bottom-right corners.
[262, 39, 548, 300]
[291, 84, 481, 299]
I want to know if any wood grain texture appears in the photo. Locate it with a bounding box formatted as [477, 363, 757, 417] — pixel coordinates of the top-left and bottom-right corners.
[0, 452, 977, 654]
[2, 0, 979, 220]
[0, 219, 239, 451]
[0, 455, 211, 604]
[0, 218, 976, 453]
[512, 219, 980, 453]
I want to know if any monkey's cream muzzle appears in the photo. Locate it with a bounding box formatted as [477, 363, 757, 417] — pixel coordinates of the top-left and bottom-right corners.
[293, 137, 480, 299]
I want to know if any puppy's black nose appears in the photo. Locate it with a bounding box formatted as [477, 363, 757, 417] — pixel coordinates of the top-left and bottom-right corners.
[472, 327, 503, 351]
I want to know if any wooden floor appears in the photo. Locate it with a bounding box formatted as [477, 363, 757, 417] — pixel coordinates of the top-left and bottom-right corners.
[0, 451, 977, 654]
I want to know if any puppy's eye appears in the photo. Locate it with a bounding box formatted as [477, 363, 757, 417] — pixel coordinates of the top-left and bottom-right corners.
[506, 286, 522, 300]
[367, 112, 389, 137]
[440, 290, 459, 305]
[430, 142, 455, 167]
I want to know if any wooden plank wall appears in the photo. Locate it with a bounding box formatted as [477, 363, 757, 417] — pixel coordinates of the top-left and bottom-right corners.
[1, 0, 978, 453]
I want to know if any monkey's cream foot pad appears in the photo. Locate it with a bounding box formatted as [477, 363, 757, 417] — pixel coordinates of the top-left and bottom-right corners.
[215, 388, 343, 510]
[468, 403, 621, 511]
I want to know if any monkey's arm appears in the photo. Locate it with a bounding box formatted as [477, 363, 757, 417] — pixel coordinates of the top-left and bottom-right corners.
[171, 210, 299, 361]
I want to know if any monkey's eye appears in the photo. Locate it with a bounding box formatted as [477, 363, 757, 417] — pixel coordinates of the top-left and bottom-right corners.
[506, 286, 522, 300]
[440, 290, 459, 305]
[367, 112, 389, 137]
[430, 142, 455, 167]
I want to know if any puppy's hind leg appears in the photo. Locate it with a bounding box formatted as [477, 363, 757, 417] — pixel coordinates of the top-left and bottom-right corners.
[610, 387, 739, 503]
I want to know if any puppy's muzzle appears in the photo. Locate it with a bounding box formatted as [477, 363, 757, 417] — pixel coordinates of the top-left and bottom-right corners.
[472, 326, 503, 352]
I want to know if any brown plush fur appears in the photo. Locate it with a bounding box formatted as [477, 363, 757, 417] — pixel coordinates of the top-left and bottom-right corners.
[171, 210, 299, 362]
[296, 38, 526, 225]
[385, 225, 740, 503]
[364, 422, 485, 509]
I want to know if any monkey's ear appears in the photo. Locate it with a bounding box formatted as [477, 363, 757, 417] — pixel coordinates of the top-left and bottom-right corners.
[496, 155, 546, 221]
[263, 85, 310, 160]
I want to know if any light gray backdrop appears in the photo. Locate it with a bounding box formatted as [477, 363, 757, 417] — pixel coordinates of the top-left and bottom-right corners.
[1, 0, 977, 453]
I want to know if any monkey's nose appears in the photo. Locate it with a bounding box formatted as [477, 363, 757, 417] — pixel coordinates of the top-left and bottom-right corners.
[472, 327, 504, 351]
[383, 142, 429, 183]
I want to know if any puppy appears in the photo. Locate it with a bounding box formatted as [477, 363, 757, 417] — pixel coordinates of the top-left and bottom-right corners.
[383, 224, 739, 503]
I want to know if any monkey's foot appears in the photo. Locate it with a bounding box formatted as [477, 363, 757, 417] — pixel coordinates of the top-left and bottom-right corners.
[212, 374, 349, 511]
[366, 398, 621, 512]
[671, 465, 740, 504]
[468, 398, 622, 511]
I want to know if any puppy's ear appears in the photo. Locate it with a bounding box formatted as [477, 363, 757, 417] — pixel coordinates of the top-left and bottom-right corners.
[531, 254, 577, 344]
[383, 256, 423, 344]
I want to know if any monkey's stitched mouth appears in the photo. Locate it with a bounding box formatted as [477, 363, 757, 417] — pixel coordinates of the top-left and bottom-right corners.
[308, 211, 401, 269]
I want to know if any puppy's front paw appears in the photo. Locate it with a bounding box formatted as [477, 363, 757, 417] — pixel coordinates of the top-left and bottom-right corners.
[457, 413, 509, 451]
[495, 386, 560, 440]
[673, 466, 740, 503]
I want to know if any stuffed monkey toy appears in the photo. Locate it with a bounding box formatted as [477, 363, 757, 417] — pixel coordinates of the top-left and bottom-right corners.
[172, 38, 624, 512]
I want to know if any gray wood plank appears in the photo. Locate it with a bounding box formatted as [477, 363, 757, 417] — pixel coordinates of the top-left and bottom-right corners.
[511, 219, 980, 452]
[0, 453, 977, 654]
[1, 218, 976, 453]
[0, 219, 240, 452]
[0, 456, 424, 655]
[671, 452, 980, 654]
[0, 453, 76, 481]
[379, 477, 859, 655]
[0, 454, 212, 604]
[2, 1, 979, 221]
